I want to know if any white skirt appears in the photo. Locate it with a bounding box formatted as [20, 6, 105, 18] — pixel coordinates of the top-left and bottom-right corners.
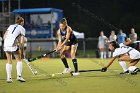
[129, 49, 140, 59]
[4, 46, 18, 52]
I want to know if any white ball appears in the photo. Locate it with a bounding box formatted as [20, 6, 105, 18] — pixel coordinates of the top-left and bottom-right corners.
[52, 74, 55, 77]
[34, 71, 38, 74]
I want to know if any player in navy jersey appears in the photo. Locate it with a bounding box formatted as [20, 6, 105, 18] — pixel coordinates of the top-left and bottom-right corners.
[55, 18, 80, 76]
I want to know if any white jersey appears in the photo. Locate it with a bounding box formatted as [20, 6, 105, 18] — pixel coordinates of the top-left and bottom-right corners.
[98, 36, 107, 48]
[109, 35, 117, 42]
[4, 24, 25, 51]
[113, 43, 140, 59]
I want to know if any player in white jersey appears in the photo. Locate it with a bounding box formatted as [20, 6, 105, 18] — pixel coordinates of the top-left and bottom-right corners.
[3, 16, 26, 83]
[108, 31, 117, 58]
[98, 31, 108, 59]
[101, 41, 140, 75]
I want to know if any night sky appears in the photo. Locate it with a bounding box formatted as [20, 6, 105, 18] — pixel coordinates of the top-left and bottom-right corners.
[2, 0, 140, 37]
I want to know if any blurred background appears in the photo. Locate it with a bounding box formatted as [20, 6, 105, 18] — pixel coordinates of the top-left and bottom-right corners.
[0, 0, 140, 58]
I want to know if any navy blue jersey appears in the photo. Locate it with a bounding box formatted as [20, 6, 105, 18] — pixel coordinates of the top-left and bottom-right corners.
[60, 27, 78, 46]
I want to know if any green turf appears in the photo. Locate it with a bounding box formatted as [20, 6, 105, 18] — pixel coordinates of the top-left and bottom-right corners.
[0, 58, 140, 93]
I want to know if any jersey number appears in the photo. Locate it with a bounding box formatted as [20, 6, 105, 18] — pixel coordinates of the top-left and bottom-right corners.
[121, 46, 129, 49]
[12, 26, 18, 34]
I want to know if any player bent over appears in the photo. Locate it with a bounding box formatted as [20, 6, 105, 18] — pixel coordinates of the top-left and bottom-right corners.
[118, 37, 132, 74]
[3, 16, 26, 83]
[55, 18, 80, 76]
[101, 41, 140, 75]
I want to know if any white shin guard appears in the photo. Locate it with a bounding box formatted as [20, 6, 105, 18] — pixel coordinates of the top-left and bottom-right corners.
[16, 62, 23, 76]
[6, 63, 12, 79]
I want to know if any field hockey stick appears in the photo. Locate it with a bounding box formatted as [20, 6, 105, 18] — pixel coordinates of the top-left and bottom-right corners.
[71, 69, 102, 73]
[23, 59, 38, 75]
[79, 69, 102, 72]
[28, 50, 56, 62]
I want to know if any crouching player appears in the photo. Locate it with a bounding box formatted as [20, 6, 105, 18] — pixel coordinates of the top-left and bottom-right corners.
[3, 16, 26, 83]
[101, 41, 140, 75]
[55, 18, 80, 76]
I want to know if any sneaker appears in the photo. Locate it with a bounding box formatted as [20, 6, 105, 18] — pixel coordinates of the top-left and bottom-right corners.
[62, 67, 71, 74]
[17, 76, 26, 82]
[7, 78, 13, 83]
[71, 72, 80, 76]
[131, 68, 140, 75]
[131, 72, 137, 75]
[120, 70, 129, 74]
[134, 68, 140, 73]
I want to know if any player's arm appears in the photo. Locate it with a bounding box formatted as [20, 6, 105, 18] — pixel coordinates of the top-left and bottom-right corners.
[101, 57, 116, 72]
[3, 31, 8, 40]
[55, 30, 62, 51]
[124, 38, 131, 45]
[106, 57, 116, 68]
[60, 27, 71, 47]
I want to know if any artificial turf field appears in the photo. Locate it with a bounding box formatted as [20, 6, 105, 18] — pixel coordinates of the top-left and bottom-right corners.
[0, 58, 140, 93]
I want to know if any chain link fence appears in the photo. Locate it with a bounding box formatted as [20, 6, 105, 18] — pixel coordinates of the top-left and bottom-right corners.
[24, 38, 98, 59]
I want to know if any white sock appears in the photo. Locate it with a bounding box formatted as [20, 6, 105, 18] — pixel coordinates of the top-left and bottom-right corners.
[100, 52, 103, 59]
[119, 61, 128, 72]
[16, 62, 22, 77]
[6, 63, 12, 79]
[128, 66, 137, 72]
[103, 52, 106, 59]
[108, 51, 111, 58]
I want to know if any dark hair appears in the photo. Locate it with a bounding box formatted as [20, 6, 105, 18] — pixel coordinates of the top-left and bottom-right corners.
[59, 18, 67, 26]
[15, 16, 24, 24]
[110, 41, 119, 49]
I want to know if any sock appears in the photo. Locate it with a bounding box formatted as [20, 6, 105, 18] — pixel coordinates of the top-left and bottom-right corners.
[16, 62, 22, 77]
[72, 59, 78, 72]
[6, 63, 12, 79]
[100, 52, 103, 59]
[61, 58, 69, 68]
[108, 51, 111, 58]
[103, 52, 106, 59]
[119, 61, 128, 72]
[128, 66, 137, 72]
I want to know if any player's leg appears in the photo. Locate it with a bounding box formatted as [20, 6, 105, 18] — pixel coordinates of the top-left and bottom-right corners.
[99, 48, 104, 59]
[128, 60, 140, 75]
[118, 54, 132, 61]
[5, 51, 13, 83]
[99, 48, 106, 59]
[119, 61, 129, 74]
[70, 44, 80, 76]
[14, 50, 25, 82]
[119, 55, 132, 74]
[119, 55, 140, 74]
[118, 55, 129, 74]
[60, 46, 71, 74]
[103, 48, 107, 59]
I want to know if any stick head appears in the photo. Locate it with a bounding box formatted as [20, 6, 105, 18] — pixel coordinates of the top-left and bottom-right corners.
[70, 71, 74, 76]
[101, 67, 107, 72]
[27, 58, 31, 62]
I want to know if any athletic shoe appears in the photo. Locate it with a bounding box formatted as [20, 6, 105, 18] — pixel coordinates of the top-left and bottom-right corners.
[62, 67, 71, 74]
[131, 72, 137, 75]
[135, 68, 140, 72]
[7, 78, 13, 83]
[120, 70, 129, 74]
[17, 76, 26, 82]
[131, 68, 140, 75]
[71, 72, 80, 76]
